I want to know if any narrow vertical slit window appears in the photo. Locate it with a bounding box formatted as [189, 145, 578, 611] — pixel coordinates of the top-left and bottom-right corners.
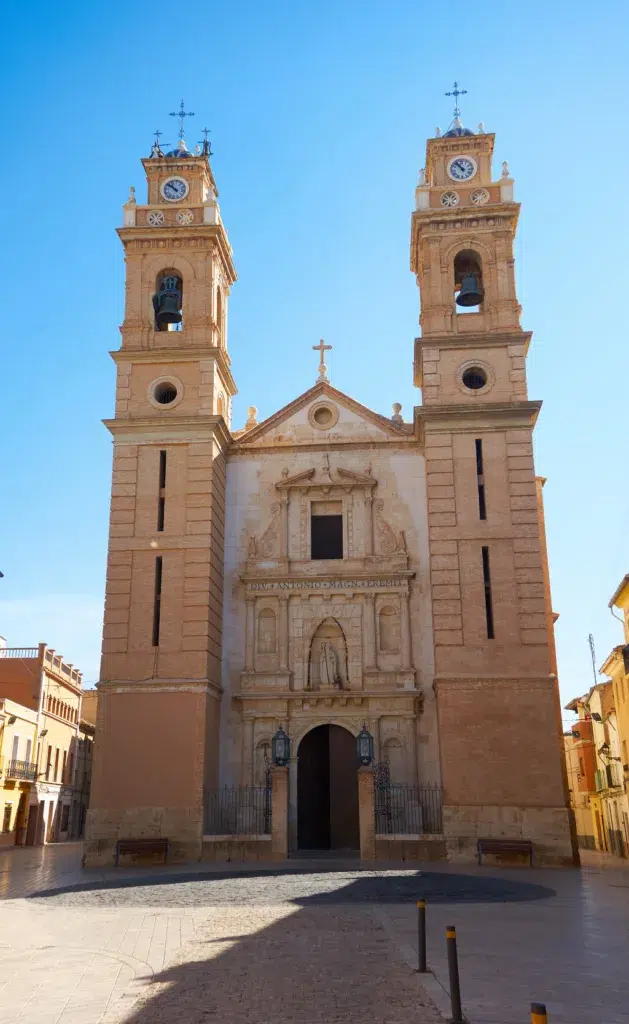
[152, 556, 163, 647]
[475, 438, 487, 521]
[157, 450, 166, 532]
[482, 545, 495, 640]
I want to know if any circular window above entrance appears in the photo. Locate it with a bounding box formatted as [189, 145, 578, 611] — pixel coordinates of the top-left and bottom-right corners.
[308, 402, 339, 431]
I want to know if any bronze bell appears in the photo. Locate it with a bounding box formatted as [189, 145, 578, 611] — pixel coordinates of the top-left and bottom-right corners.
[456, 273, 484, 307]
[153, 275, 182, 328]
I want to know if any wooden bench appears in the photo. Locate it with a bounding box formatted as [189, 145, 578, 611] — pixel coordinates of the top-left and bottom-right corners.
[115, 837, 169, 866]
[477, 837, 533, 867]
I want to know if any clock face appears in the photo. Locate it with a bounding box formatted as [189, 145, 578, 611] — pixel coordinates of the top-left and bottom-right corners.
[448, 156, 477, 182]
[160, 176, 189, 202]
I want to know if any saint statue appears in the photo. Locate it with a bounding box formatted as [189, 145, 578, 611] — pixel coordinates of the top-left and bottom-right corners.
[319, 641, 342, 688]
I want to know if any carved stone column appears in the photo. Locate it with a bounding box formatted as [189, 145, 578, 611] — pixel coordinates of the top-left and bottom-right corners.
[400, 591, 412, 670]
[363, 594, 377, 671]
[279, 596, 289, 670]
[242, 717, 254, 785]
[245, 595, 255, 671]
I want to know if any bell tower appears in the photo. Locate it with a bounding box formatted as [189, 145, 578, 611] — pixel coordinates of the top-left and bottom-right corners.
[85, 112, 237, 865]
[411, 89, 574, 864]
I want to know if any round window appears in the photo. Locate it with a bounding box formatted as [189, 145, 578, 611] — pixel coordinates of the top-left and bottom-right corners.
[461, 367, 488, 391]
[153, 381, 178, 405]
[313, 406, 333, 426]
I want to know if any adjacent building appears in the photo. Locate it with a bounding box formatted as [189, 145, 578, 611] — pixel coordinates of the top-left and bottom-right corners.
[0, 641, 91, 845]
[565, 574, 629, 860]
[0, 697, 38, 847]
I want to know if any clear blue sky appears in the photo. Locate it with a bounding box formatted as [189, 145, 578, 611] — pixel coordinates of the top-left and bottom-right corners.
[2, 1, 627, 721]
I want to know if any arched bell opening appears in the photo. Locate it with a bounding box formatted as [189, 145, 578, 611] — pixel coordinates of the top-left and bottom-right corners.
[453, 249, 483, 314]
[153, 270, 183, 332]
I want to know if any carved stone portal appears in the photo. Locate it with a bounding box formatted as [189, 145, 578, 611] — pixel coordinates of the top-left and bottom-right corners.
[308, 618, 347, 690]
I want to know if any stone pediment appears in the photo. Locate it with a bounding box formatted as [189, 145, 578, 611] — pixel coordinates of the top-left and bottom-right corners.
[275, 459, 376, 494]
[232, 380, 412, 451]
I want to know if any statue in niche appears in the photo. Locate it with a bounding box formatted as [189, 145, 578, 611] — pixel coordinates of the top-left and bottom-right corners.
[319, 641, 342, 688]
[308, 618, 347, 690]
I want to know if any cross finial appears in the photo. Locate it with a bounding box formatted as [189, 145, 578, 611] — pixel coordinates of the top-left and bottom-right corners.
[445, 80, 467, 119]
[170, 99, 195, 140]
[312, 338, 332, 381]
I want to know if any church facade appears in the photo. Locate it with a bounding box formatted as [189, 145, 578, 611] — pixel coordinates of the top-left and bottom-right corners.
[85, 108, 575, 865]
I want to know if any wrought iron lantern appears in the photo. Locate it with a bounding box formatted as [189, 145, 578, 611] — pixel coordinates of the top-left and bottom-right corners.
[272, 725, 290, 767]
[356, 723, 374, 766]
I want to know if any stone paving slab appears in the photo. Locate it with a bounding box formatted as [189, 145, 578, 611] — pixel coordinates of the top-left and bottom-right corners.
[2, 844, 629, 1023]
[103, 905, 443, 1024]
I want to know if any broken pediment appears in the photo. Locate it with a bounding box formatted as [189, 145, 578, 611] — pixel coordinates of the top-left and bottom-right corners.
[274, 456, 377, 494]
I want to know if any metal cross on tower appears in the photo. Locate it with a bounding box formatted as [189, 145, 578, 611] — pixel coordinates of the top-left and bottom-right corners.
[312, 338, 332, 382]
[445, 81, 467, 119]
[170, 99, 195, 140]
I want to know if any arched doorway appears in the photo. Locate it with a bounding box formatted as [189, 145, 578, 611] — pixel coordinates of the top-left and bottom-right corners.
[297, 724, 359, 852]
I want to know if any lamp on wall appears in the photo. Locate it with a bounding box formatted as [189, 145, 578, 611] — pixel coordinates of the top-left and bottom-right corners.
[356, 723, 374, 766]
[271, 726, 290, 767]
[7, 716, 16, 725]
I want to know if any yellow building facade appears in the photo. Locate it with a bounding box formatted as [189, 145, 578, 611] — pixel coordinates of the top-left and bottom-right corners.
[0, 698, 38, 847]
[0, 642, 86, 844]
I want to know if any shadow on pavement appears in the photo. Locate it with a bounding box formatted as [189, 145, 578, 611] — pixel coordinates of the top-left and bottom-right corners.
[27, 866, 556, 905]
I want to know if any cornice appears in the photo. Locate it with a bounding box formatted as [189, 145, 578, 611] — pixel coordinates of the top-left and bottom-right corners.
[233, 688, 422, 702]
[411, 203, 520, 235]
[228, 439, 418, 458]
[416, 331, 532, 354]
[97, 677, 221, 698]
[414, 400, 542, 435]
[110, 346, 237, 396]
[103, 414, 232, 449]
[117, 224, 236, 283]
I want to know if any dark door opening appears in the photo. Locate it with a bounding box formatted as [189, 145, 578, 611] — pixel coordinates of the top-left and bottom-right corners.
[311, 515, 343, 559]
[297, 724, 359, 851]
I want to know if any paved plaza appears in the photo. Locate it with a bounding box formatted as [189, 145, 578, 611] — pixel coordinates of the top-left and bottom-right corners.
[0, 845, 628, 1023]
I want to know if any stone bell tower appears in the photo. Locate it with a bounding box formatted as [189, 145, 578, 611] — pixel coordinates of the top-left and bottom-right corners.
[411, 90, 574, 863]
[85, 113, 237, 865]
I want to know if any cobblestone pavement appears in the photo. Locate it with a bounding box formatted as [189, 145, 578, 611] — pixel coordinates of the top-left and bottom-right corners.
[1, 844, 628, 1023]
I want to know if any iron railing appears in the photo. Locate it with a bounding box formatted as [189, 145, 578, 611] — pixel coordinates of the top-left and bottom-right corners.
[375, 782, 443, 835]
[6, 760, 37, 781]
[204, 785, 271, 835]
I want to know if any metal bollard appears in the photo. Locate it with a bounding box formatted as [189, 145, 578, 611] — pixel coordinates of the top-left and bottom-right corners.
[416, 900, 427, 972]
[446, 925, 464, 1023]
[531, 1003, 548, 1023]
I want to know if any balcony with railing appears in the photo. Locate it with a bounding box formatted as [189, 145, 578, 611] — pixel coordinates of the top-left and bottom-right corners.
[5, 759, 37, 782]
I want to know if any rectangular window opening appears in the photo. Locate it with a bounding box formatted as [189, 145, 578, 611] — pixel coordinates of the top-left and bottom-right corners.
[475, 438, 487, 521]
[311, 515, 343, 560]
[482, 545, 495, 640]
[157, 450, 166, 532]
[152, 556, 163, 647]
